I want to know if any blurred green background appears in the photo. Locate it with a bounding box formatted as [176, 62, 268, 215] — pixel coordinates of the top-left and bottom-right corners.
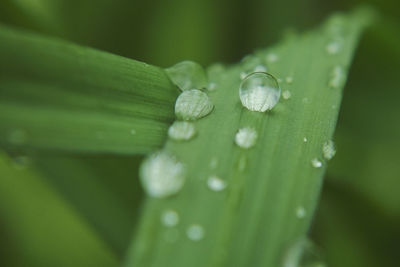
[0, 0, 399, 266]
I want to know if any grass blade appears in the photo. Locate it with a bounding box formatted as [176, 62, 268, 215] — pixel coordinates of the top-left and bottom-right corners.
[124, 8, 373, 267]
[0, 24, 177, 154]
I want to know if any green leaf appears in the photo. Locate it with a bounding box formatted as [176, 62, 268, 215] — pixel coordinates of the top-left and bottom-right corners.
[0, 152, 119, 267]
[123, 8, 373, 267]
[0, 24, 178, 154]
[33, 155, 144, 256]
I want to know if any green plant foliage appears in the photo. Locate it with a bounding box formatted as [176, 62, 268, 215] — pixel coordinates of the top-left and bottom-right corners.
[124, 8, 373, 267]
[0, 24, 178, 154]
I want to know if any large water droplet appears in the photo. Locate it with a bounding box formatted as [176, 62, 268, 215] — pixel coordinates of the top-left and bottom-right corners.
[235, 127, 258, 149]
[168, 121, 196, 141]
[161, 209, 179, 227]
[239, 72, 281, 112]
[207, 175, 227, 192]
[282, 238, 326, 267]
[175, 89, 214, 121]
[322, 140, 336, 160]
[165, 61, 208, 91]
[186, 224, 205, 241]
[311, 158, 322, 168]
[139, 151, 185, 198]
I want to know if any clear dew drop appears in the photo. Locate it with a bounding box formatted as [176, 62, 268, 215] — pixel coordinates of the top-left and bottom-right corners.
[165, 60, 208, 91]
[130, 129, 136, 135]
[329, 65, 345, 88]
[207, 175, 227, 192]
[235, 127, 258, 149]
[322, 140, 336, 160]
[325, 41, 342, 55]
[139, 151, 185, 198]
[175, 89, 214, 121]
[282, 90, 292, 100]
[282, 238, 326, 267]
[161, 209, 180, 227]
[266, 52, 279, 63]
[186, 224, 205, 241]
[303, 137, 308, 143]
[285, 76, 293, 84]
[296, 206, 306, 219]
[168, 121, 196, 141]
[208, 82, 217, 91]
[311, 158, 322, 168]
[239, 72, 281, 112]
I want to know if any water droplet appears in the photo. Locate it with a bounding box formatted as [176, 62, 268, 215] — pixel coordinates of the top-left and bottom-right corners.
[303, 137, 308, 143]
[239, 72, 281, 112]
[277, 78, 283, 83]
[186, 224, 205, 241]
[210, 157, 218, 169]
[266, 53, 279, 63]
[235, 127, 258, 149]
[311, 158, 322, 168]
[282, 238, 326, 267]
[325, 41, 342, 55]
[285, 76, 293, 84]
[207, 175, 227, 192]
[8, 129, 27, 145]
[254, 65, 267, 72]
[165, 61, 208, 91]
[168, 121, 196, 141]
[282, 90, 292, 100]
[322, 140, 336, 160]
[130, 129, 136, 135]
[161, 209, 179, 227]
[175, 89, 214, 121]
[139, 151, 185, 198]
[328, 65, 345, 88]
[296, 206, 306, 219]
[208, 82, 217, 91]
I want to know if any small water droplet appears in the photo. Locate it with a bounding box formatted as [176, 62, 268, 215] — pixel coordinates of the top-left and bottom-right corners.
[282, 90, 292, 100]
[296, 206, 306, 219]
[254, 65, 267, 72]
[165, 61, 208, 91]
[285, 76, 293, 84]
[210, 157, 218, 169]
[175, 89, 214, 121]
[235, 127, 258, 149]
[266, 53, 279, 63]
[139, 151, 185, 198]
[322, 140, 336, 160]
[277, 78, 283, 83]
[186, 224, 205, 241]
[329, 65, 345, 88]
[303, 137, 308, 143]
[168, 121, 196, 141]
[282, 238, 326, 267]
[207, 175, 227, 192]
[130, 129, 136, 135]
[325, 41, 342, 55]
[311, 158, 322, 168]
[302, 97, 310, 104]
[208, 82, 217, 91]
[12, 155, 31, 170]
[239, 72, 281, 112]
[8, 129, 27, 145]
[161, 209, 179, 227]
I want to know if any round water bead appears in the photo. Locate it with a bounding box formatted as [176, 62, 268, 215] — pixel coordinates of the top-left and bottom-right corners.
[235, 127, 258, 149]
[139, 151, 185, 198]
[161, 209, 180, 227]
[322, 140, 336, 160]
[207, 175, 227, 192]
[239, 72, 281, 112]
[175, 89, 214, 121]
[186, 224, 205, 241]
[168, 121, 196, 141]
[165, 60, 208, 91]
